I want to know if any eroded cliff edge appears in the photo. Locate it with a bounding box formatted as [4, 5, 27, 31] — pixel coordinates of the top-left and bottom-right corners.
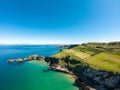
[45, 56, 120, 90]
[74, 65, 120, 90]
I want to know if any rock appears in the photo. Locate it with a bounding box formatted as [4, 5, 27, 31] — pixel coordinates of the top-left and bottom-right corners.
[7, 59, 15, 63]
[16, 58, 23, 63]
[105, 75, 120, 88]
[79, 67, 120, 89]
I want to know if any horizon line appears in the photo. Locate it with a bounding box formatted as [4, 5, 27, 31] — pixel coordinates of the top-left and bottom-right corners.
[0, 41, 120, 45]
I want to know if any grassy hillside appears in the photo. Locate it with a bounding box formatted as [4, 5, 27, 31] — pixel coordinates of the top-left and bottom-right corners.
[85, 53, 120, 73]
[53, 49, 90, 59]
[52, 42, 120, 74]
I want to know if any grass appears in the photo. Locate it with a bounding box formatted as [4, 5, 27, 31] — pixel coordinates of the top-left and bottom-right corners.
[64, 49, 90, 59]
[52, 48, 90, 60]
[52, 43, 120, 74]
[52, 50, 72, 58]
[52, 49, 84, 67]
[72, 45, 105, 56]
[85, 53, 120, 73]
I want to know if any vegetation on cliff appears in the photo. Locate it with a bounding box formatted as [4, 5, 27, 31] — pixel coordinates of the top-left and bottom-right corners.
[44, 42, 120, 89]
[50, 42, 120, 74]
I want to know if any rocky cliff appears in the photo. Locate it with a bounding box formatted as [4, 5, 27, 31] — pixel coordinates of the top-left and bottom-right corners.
[73, 66, 120, 90]
[44, 56, 120, 90]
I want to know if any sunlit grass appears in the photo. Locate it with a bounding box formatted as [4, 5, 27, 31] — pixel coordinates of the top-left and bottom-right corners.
[85, 53, 120, 73]
[52, 44, 120, 73]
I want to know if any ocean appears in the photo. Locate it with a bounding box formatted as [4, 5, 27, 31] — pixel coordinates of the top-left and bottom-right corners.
[0, 45, 79, 90]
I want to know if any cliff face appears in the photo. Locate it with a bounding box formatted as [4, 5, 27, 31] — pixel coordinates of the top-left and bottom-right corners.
[74, 66, 120, 90]
[44, 56, 120, 90]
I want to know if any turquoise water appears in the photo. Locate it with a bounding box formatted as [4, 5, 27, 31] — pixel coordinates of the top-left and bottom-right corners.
[0, 45, 79, 90]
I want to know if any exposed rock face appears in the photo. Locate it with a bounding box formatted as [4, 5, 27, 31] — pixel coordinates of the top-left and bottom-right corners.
[44, 57, 120, 90]
[78, 67, 120, 90]
[45, 57, 59, 65]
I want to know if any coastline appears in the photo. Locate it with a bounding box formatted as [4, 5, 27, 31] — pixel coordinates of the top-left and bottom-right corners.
[6, 42, 120, 90]
[7, 55, 95, 90]
[48, 65, 95, 90]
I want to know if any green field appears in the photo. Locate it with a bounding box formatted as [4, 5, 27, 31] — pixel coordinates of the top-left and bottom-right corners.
[85, 53, 120, 73]
[52, 42, 120, 74]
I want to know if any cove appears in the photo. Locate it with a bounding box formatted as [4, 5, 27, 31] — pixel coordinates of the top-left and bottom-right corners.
[0, 45, 79, 90]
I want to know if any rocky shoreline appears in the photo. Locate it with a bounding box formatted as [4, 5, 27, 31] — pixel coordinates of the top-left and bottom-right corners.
[7, 55, 94, 90]
[44, 56, 120, 90]
[7, 55, 120, 90]
[48, 65, 96, 90]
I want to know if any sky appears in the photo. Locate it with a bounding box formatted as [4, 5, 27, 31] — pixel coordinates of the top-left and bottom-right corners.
[0, 0, 120, 44]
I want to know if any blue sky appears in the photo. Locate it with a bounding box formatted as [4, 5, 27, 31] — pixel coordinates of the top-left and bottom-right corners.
[0, 0, 120, 44]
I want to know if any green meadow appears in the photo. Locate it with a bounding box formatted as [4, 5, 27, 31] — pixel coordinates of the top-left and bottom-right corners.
[52, 42, 120, 74]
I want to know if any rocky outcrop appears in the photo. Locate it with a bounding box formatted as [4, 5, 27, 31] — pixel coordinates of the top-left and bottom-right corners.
[7, 59, 15, 63]
[75, 67, 120, 90]
[7, 55, 45, 64]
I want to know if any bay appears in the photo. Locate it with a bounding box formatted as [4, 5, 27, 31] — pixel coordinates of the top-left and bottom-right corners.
[0, 45, 79, 90]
